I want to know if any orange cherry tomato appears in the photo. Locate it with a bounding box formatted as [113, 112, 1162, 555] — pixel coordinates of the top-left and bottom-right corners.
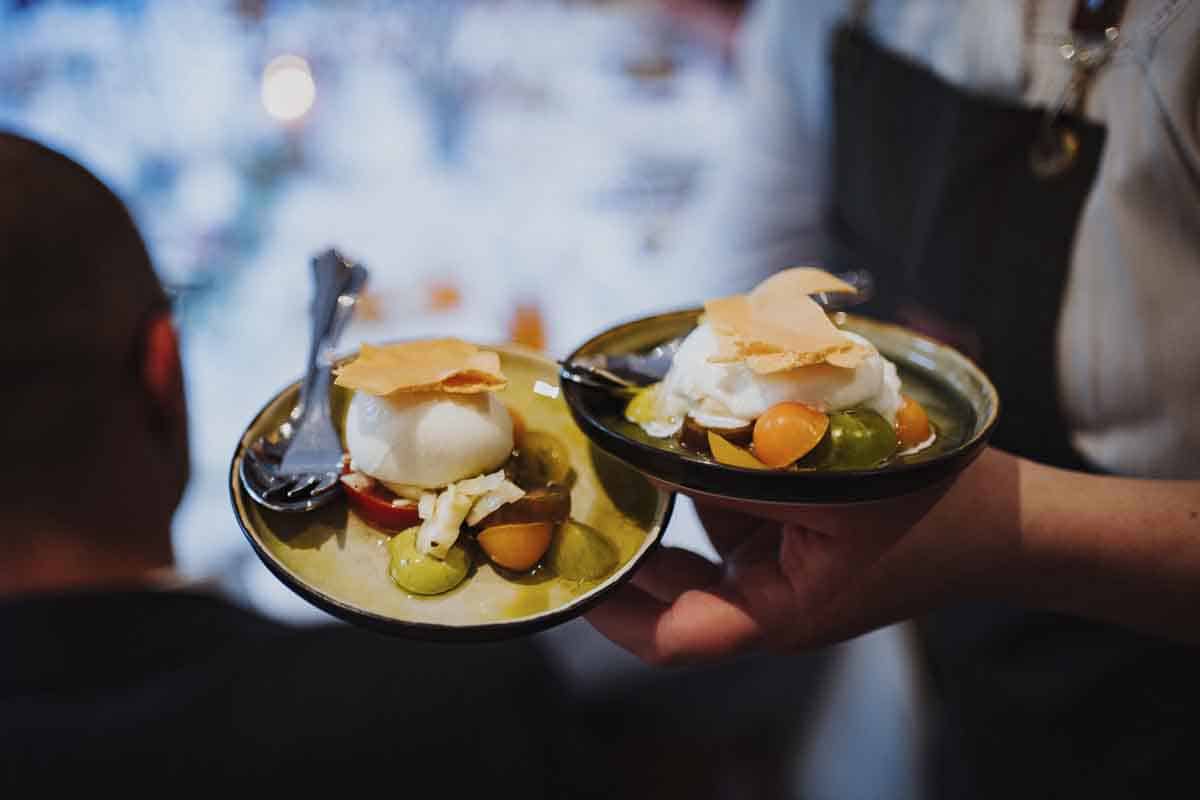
[895, 394, 932, 449]
[752, 402, 830, 468]
[477, 522, 555, 571]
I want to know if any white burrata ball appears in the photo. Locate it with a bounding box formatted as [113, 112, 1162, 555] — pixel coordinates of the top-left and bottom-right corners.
[652, 323, 903, 434]
[345, 390, 514, 488]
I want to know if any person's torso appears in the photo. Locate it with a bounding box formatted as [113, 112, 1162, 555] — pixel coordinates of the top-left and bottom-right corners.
[822, 1, 1200, 795]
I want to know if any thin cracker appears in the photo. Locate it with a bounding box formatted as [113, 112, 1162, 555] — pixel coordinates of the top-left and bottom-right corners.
[749, 267, 859, 302]
[334, 339, 507, 396]
[704, 267, 867, 373]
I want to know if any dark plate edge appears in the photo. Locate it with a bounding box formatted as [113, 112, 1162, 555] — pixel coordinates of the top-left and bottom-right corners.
[561, 309, 1000, 504]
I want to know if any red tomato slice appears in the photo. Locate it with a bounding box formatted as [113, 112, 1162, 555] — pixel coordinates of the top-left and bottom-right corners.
[340, 472, 422, 531]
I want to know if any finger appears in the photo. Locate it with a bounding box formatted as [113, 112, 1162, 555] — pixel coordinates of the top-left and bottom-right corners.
[686, 479, 952, 533]
[775, 522, 848, 611]
[772, 521, 923, 648]
[584, 583, 670, 661]
[585, 582, 764, 666]
[629, 545, 722, 603]
[692, 500, 780, 558]
[690, 493, 826, 527]
[719, 523, 808, 635]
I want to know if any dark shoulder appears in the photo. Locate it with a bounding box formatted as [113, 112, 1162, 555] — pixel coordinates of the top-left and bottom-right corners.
[0, 589, 564, 794]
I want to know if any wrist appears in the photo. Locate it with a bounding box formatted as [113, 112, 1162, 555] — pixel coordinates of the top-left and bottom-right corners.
[908, 447, 1029, 606]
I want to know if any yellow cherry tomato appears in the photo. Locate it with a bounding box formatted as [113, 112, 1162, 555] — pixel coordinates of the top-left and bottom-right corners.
[708, 431, 770, 470]
[752, 402, 830, 468]
[477, 522, 555, 571]
[895, 394, 932, 449]
[624, 383, 660, 426]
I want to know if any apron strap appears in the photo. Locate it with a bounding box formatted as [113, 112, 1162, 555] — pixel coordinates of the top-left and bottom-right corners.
[1032, 0, 1129, 176]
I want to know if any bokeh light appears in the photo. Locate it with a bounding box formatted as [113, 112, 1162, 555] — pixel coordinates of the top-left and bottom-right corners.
[261, 54, 316, 123]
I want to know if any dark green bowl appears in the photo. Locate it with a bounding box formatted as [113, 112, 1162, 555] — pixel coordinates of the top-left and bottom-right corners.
[230, 344, 673, 641]
[562, 309, 999, 505]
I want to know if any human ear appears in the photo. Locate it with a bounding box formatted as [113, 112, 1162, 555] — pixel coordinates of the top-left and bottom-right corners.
[140, 311, 186, 421]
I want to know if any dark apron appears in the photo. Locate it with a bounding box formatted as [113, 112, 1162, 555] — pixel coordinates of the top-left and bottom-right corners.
[828, 19, 1200, 799]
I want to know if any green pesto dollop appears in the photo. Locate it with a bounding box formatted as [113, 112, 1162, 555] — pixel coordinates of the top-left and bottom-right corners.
[387, 527, 470, 595]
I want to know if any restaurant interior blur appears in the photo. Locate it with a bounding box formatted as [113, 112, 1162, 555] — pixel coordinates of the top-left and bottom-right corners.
[1, 1, 925, 796]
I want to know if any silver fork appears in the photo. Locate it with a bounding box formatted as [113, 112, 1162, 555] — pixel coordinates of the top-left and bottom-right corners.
[240, 249, 368, 512]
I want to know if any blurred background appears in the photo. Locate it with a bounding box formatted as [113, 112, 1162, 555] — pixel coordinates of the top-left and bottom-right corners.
[0, 1, 923, 796]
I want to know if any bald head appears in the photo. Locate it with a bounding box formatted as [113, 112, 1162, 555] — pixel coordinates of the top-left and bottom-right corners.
[0, 132, 186, 540]
[0, 133, 163, 362]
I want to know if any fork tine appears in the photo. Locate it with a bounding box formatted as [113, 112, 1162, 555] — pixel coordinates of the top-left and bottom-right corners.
[262, 478, 295, 498]
[286, 474, 320, 497]
[310, 473, 340, 496]
[245, 450, 289, 493]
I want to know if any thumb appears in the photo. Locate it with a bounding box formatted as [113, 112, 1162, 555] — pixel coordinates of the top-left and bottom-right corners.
[776, 522, 859, 613]
[773, 520, 910, 647]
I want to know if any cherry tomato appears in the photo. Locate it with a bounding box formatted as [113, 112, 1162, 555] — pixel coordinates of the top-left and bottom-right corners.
[545, 520, 618, 581]
[810, 410, 897, 469]
[340, 472, 422, 531]
[895, 394, 932, 449]
[681, 416, 752, 452]
[511, 431, 572, 488]
[708, 431, 770, 470]
[477, 522, 554, 571]
[752, 402, 830, 468]
[475, 485, 571, 527]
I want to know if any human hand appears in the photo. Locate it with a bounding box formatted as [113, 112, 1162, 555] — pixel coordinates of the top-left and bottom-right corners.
[586, 448, 1022, 664]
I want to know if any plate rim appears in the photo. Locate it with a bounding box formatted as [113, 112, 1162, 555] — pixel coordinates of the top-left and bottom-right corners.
[561, 307, 1000, 504]
[228, 343, 675, 641]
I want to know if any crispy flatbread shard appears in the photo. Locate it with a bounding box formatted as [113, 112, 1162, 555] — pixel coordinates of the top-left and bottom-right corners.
[334, 339, 508, 396]
[704, 267, 868, 374]
[749, 267, 859, 301]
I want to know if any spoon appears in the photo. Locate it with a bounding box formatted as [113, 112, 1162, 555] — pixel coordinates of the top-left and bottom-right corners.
[558, 337, 681, 397]
[239, 249, 368, 512]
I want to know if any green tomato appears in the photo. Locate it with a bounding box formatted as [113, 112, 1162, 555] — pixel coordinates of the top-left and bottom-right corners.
[387, 527, 470, 595]
[545, 520, 618, 581]
[804, 409, 897, 470]
[512, 431, 573, 489]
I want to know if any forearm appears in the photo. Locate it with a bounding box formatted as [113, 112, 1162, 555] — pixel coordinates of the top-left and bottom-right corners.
[1011, 458, 1200, 642]
[840, 449, 1200, 646]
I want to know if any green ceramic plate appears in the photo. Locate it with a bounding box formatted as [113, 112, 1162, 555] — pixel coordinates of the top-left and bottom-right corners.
[230, 345, 674, 640]
[563, 310, 999, 504]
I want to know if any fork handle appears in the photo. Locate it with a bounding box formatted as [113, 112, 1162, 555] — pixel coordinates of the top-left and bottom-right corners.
[293, 249, 368, 426]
